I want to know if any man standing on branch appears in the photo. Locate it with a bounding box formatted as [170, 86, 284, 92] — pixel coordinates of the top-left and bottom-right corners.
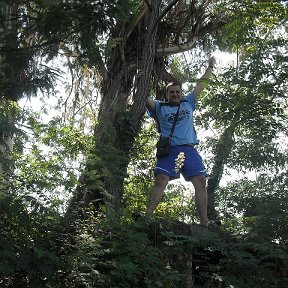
[146, 57, 216, 227]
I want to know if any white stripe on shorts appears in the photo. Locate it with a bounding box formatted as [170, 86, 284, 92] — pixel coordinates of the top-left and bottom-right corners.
[155, 167, 171, 174]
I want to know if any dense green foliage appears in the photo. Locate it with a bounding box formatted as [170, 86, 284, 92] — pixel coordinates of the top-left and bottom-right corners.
[47, 208, 287, 288]
[0, 0, 287, 287]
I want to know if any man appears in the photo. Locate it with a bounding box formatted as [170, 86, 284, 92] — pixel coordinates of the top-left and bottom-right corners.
[146, 57, 216, 227]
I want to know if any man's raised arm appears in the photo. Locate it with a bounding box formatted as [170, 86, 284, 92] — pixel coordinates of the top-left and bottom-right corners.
[193, 56, 216, 98]
[146, 98, 156, 112]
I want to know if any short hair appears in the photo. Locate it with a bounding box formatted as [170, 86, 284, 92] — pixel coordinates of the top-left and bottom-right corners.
[166, 81, 182, 93]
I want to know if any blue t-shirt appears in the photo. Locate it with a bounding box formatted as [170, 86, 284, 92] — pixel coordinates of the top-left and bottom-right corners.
[151, 91, 198, 146]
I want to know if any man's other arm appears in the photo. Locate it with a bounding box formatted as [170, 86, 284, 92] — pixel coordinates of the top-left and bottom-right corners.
[146, 98, 156, 112]
[193, 57, 216, 98]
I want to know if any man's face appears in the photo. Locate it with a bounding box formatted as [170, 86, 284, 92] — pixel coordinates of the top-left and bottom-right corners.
[167, 85, 182, 105]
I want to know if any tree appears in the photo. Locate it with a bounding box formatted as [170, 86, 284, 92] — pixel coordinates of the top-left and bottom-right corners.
[62, 0, 234, 220]
[198, 0, 288, 218]
[0, 0, 56, 185]
[2, 0, 286, 223]
[0, 0, 20, 180]
[1, 1, 288, 287]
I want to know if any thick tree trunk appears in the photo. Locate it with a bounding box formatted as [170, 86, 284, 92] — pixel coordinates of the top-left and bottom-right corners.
[65, 0, 162, 220]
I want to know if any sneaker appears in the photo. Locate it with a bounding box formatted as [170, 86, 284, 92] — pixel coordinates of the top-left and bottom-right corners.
[200, 220, 221, 229]
[132, 212, 149, 223]
[206, 220, 221, 228]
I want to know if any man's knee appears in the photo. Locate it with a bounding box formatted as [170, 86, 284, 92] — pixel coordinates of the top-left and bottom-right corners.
[191, 175, 207, 189]
[154, 174, 169, 189]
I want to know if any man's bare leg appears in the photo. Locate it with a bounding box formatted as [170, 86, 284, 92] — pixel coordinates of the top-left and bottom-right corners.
[191, 175, 209, 226]
[145, 174, 169, 217]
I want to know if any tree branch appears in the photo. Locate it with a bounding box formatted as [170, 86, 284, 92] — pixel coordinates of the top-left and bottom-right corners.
[157, 0, 180, 22]
[123, 1, 149, 40]
[119, 1, 148, 63]
[143, 0, 152, 11]
[156, 36, 198, 56]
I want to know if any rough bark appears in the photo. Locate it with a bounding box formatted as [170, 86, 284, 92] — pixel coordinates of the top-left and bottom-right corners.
[65, 0, 162, 220]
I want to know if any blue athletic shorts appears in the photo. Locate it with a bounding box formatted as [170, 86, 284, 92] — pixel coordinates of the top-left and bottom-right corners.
[155, 145, 207, 180]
